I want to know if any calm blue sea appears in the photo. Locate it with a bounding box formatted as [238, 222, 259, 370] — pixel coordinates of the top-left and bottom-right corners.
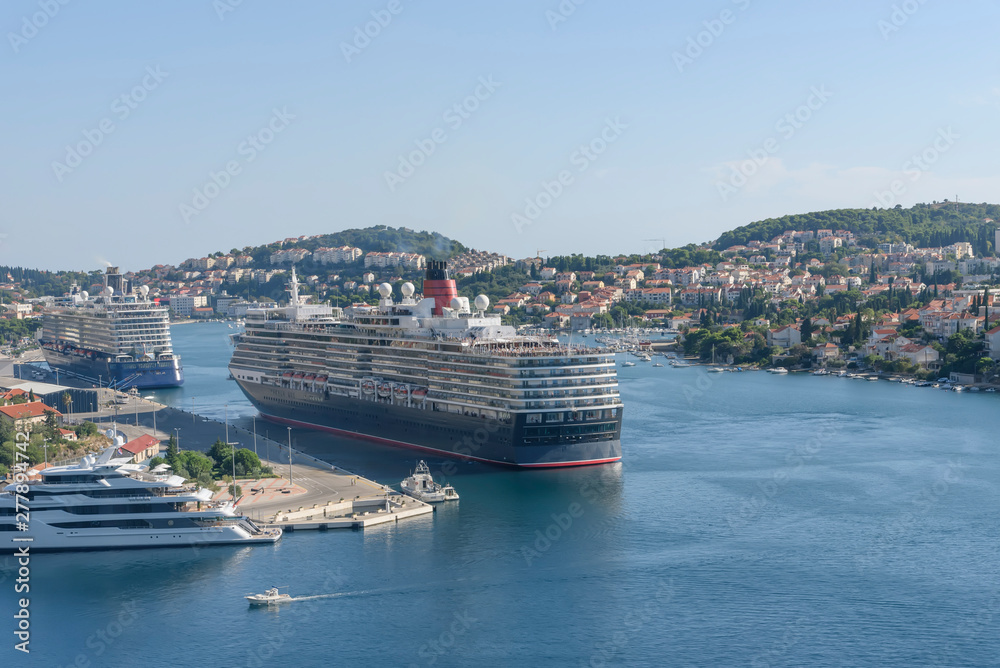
[4, 322, 999, 667]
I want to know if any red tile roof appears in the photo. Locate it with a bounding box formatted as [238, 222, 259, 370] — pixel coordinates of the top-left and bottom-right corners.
[0, 402, 60, 420]
[122, 434, 160, 455]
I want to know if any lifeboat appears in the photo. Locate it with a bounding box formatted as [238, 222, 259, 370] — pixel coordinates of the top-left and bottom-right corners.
[393, 384, 409, 401]
[411, 387, 428, 399]
[292, 373, 303, 379]
[315, 375, 327, 384]
[377, 382, 392, 398]
[361, 379, 376, 395]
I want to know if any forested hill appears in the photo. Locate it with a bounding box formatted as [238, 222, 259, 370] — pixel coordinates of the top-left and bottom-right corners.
[713, 202, 1000, 254]
[253, 226, 465, 260]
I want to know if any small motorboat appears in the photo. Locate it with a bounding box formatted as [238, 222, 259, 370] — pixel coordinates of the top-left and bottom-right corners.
[401, 461, 459, 503]
[621, 362, 636, 367]
[652, 363, 664, 367]
[246, 587, 292, 607]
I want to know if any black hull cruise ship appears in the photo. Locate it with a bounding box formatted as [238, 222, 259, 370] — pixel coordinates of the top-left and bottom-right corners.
[229, 263, 622, 468]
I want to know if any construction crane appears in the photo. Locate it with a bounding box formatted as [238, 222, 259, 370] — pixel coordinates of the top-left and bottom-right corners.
[535, 249, 547, 259]
[644, 239, 666, 251]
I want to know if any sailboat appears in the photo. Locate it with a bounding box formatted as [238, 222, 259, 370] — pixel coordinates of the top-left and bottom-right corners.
[709, 344, 724, 372]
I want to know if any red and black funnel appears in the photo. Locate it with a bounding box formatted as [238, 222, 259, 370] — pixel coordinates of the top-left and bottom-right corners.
[423, 260, 457, 316]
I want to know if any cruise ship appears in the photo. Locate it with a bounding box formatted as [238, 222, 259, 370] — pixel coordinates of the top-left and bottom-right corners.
[228, 262, 623, 468]
[1, 443, 281, 552]
[40, 267, 183, 389]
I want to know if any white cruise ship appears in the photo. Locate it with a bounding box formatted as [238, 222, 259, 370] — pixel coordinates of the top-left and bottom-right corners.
[1, 445, 280, 553]
[40, 266, 183, 389]
[229, 262, 622, 467]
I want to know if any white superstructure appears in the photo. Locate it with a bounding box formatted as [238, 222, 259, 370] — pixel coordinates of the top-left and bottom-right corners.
[1, 445, 280, 552]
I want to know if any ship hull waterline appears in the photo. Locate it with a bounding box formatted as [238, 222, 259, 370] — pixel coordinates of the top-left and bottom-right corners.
[237, 379, 622, 468]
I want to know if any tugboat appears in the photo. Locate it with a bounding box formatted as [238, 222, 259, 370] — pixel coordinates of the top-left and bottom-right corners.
[246, 587, 292, 607]
[400, 461, 459, 503]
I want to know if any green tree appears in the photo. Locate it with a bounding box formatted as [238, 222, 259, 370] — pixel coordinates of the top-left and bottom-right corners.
[76, 421, 99, 438]
[43, 410, 58, 441]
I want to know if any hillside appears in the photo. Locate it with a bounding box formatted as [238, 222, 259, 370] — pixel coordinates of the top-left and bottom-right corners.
[242, 226, 465, 265]
[713, 202, 1000, 254]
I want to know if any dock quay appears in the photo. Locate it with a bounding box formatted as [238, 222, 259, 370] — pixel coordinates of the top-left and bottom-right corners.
[212, 453, 434, 531]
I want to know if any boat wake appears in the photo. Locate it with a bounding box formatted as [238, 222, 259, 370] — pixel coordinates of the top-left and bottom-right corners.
[279, 577, 480, 604]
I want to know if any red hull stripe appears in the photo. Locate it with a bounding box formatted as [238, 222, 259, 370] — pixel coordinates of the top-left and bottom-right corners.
[259, 413, 620, 469]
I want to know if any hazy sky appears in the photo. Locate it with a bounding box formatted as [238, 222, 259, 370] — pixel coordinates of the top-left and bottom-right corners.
[4, 1, 1000, 272]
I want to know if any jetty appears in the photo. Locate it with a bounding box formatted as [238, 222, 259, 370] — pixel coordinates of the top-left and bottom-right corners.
[218, 453, 434, 531]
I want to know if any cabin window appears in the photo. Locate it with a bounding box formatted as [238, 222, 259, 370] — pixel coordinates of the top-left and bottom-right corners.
[545, 412, 564, 423]
[526, 413, 542, 424]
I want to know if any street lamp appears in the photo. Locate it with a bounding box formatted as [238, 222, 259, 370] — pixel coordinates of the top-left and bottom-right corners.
[286, 426, 293, 487]
[174, 427, 180, 452]
[252, 415, 257, 458]
[225, 403, 229, 446]
[192, 396, 195, 424]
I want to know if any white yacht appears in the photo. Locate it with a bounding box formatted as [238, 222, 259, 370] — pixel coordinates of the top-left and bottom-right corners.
[1, 444, 281, 552]
[400, 461, 459, 503]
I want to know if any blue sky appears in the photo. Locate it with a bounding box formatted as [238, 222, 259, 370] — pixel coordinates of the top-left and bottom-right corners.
[3, 0, 1000, 271]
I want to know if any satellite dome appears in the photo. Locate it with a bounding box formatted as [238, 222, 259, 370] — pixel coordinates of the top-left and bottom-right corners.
[139, 285, 149, 297]
[474, 294, 490, 311]
[105, 286, 114, 296]
[450, 297, 463, 311]
[401, 282, 415, 297]
[377, 283, 393, 298]
[81, 290, 89, 300]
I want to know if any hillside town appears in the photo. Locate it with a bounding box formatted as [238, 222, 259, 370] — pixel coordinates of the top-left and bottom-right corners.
[2, 226, 1000, 379]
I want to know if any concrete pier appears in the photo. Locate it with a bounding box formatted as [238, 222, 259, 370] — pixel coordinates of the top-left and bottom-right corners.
[215, 454, 434, 531]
